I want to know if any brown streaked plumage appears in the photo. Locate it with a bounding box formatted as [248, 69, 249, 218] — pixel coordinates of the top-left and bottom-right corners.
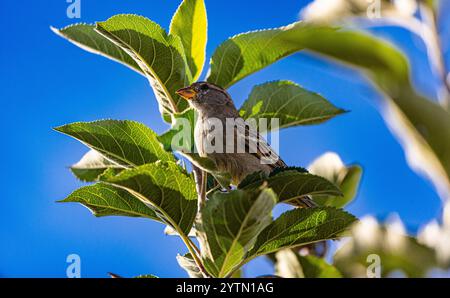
[176, 82, 316, 208]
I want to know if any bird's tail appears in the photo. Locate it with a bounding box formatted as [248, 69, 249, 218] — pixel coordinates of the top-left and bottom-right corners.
[286, 195, 318, 208]
[271, 164, 317, 208]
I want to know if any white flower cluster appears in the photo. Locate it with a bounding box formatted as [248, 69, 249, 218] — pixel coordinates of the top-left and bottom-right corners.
[300, 0, 356, 23]
[418, 201, 450, 264]
[300, 0, 417, 23]
[349, 214, 407, 252]
[394, 0, 418, 17]
[334, 214, 409, 277]
[337, 201, 450, 277]
[308, 152, 346, 180]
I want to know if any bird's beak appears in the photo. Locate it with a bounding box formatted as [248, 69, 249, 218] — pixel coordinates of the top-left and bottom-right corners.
[176, 86, 197, 100]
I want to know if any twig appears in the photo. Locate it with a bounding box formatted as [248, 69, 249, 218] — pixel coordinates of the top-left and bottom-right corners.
[178, 230, 209, 278]
[187, 235, 201, 255]
[206, 184, 221, 196]
[193, 165, 207, 210]
[191, 165, 209, 277]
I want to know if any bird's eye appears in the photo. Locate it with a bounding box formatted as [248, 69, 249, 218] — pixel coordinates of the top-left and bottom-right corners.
[199, 84, 209, 91]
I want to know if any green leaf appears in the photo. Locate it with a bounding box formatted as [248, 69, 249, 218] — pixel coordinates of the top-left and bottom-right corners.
[134, 274, 158, 278]
[158, 109, 196, 153]
[207, 22, 320, 88]
[169, 0, 207, 80]
[70, 149, 124, 182]
[297, 255, 342, 278]
[282, 25, 450, 197]
[177, 253, 203, 278]
[275, 249, 342, 278]
[241, 170, 342, 204]
[237, 171, 269, 189]
[97, 167, 124, 181]
[239, 81, 345, 131]
[248, 207, 357, 258]
[308, 152, 362, 208]
[103, 162, 197, 235]
[196, 188, 277, 277]
[230, 269, 243, 278]
[269, 166, 308, 176]
[51, 24, 142, 74]
[95, 14, 193, 116]
[284, 26, 409, 80]
[424, 0, 437, 10]
[60, 183, 158, 220]
[55, 120, 175, 167]
[238, 167, 307, 189]
[331, 166, 361, 206]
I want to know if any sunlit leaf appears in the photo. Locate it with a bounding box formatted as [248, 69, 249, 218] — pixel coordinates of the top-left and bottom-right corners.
[196, 188, 277, 277]
[103, 162, 197, 235]
[60, 183, 158, 220]
[297, 254, 342, 278]
[207, 22, 319, 88]
[158, 109, 196, 153]
[248, 207, 357, 258]
[55, 120, 175, 167]
[95, 14, 193, 116]
[70, 149, 124, 182]
[51, 24, 142, 74]
[282, 25, 450, 197]
[240, 169, 342, 204]
[308, 152, 362, 207]
[134, 274, 158, 278]
[170, 0, 207, 80]
[240, 80, 345, 131]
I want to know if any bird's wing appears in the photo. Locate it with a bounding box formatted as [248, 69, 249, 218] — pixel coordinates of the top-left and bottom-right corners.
[232, 118, 317, 208]
[233, 118, 287, 169]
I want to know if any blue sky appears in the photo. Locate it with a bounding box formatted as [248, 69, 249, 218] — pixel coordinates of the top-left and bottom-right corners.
[0, 0, 447, 277]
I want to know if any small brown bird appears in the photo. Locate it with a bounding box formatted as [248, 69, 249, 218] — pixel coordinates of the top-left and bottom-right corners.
[176, 82, 316, 208]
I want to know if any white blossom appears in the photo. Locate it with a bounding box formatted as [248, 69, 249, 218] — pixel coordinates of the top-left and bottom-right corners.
[418, 201, 450, 264]
[352, 215, 382, 248]
[443, 200, 450, 228]
[393, 0, 417, 17]
[300, 0, 417, 23]
[308, 152, 345, 180]
[300, 0, 353, 23]
[385, 214, 407, 251]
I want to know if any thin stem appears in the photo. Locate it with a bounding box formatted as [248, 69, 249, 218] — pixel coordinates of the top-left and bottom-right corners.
[193, 166, 207, 210]
[200, 170, 207, 204]
[178, 228, 209, 278]
[206, 184, 221, 196]
[225, 258, 251, 278]
[121, 188, 206, 275]
[190, 165, 209, 277]
[187, 235, 200, 255]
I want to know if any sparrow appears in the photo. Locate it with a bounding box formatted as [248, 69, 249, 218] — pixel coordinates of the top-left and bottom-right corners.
[176, 82, 316, 208]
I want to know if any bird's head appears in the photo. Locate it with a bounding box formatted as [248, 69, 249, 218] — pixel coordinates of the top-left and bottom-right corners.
[176, 82, 234, 113]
